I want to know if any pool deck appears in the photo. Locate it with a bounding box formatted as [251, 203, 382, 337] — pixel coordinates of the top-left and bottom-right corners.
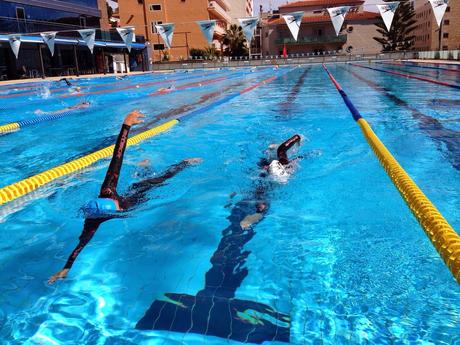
[403, 59, 460, 65]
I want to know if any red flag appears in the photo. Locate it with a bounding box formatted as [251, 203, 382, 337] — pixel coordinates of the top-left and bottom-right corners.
[282, 44, 287, 58]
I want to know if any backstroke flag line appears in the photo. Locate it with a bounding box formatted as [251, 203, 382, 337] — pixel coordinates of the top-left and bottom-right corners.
[155, 23, 175, 49]
[282, 11, 304, 41]
[8, 35, 21, 59]
[40, 32, 57, 56]
[197, 20, 216, 44]
[117, 26, 136, 52]
[327, 6, 351, 36]
[238, 17, 259, 42]
[429, 0, 449, 27]
[376, 2, 399, 31]
[78, 29, 96, 53]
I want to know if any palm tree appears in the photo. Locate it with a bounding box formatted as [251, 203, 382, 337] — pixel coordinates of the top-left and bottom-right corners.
[373, 0, 417, 52]
[221, 24, 248, 57]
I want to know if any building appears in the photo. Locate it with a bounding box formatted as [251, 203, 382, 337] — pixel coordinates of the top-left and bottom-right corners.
[227, 0, 254, 24]
[116, 0, 234, 61]
[0, 0, 147, 80]
[414, 0, 459, 51]
[259, 0, 382, 57]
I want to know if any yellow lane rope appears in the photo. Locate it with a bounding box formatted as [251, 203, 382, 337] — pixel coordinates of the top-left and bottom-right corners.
[358, 118, 460, 283]
[0, 119, 179, 205]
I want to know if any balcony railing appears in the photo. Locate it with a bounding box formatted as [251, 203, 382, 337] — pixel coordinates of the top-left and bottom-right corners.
[208, 1, 232, 24]
[213, 0, 231, 11]
[275, 35, 347, 45]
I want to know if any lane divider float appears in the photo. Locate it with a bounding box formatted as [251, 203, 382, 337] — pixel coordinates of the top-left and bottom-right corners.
[323, 63, 460, 283]
[0, 72, 285, 206]
[350, 63, 460, 90]
[376, 61, 460, 74]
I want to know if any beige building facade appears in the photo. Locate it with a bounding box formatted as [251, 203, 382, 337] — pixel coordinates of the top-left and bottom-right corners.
[260, 0, 382, 56]
[227, 0, 254, 24]
[414, 0, 460, 51]
[116, 0, 234, 61]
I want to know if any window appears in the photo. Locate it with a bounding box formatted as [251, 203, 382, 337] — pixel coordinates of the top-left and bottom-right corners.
[16, 7, 25, 20]
[153, 43, 165, 50]
[149, 4, 162, 11]
[79, 16, 87, 27]
[444, 19, 449, 25]
[151, 20, 163, 33]
[446, 6, 450, 12]
[443, 32, 449, 38]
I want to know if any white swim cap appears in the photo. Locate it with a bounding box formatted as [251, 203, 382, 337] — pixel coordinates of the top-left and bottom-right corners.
[268, 160, 289, 179]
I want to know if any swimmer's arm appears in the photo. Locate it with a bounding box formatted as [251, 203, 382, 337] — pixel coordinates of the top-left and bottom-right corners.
[240, 213, 263, 229]
[48, 219, 102, 284]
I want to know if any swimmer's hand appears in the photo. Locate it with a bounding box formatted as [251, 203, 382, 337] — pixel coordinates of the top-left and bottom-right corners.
[124, 111, 145, 126]
[48, 268, 69, 284]
[184, 158, 202, 165]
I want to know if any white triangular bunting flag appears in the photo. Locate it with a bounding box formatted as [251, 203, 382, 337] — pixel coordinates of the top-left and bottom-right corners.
[282, 11, 304, 41]
[155, 23, 175, 49]
[78, 29, 96, 53]
[8, 35, 21, 59]
[327, 6, 350, 36]
[197, 20, 217, 44]
[116, 26, 136, 52]
[377, 2, 399, 31]
[429, 0, 449, 27]
[40, 31, 58, 56]
[238, 17, 259, 42]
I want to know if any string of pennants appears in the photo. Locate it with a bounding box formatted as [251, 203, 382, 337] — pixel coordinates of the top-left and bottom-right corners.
[8, 26, 136, 59]
[154, 0, 449, 49]
[6, 0, 449, 59]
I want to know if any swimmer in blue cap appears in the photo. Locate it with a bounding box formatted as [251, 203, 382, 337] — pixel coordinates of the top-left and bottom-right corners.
[49, 111, 201, 283]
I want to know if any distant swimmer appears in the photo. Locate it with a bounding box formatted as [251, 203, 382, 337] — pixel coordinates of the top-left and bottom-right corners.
[158, 85, 176, 93]
[59, 78, 72, 87]
[116, 75, 129, 80]
[35, 101, 90, 115]
[259, 134, 302, 182]
[48, 111, 201, 284]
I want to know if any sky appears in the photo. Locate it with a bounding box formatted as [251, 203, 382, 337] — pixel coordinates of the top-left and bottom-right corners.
[254, 0, 289, 14]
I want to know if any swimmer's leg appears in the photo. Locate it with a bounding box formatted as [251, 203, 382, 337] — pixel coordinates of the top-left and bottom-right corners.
[99, 124, 131, 198]
[277, 134, 301, 165]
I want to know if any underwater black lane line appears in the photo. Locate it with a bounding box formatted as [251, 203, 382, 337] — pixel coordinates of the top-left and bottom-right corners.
[279, 68, 310, 117]
[347, 68, 460, 170]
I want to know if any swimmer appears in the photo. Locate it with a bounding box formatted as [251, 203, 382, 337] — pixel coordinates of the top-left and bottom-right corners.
[69, 86, 82, 94]
[260, 134, 302, 181]
[59, 78, 72, 87]
[237, 135, 301, 230]
[34, 101, 90, 115]
[48, 111, 202, 284]
[158, 85, 175, 93]
[116, 75, 128, 80]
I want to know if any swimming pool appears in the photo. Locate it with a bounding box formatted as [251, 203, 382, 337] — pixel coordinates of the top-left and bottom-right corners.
[0, 63, 459, 344]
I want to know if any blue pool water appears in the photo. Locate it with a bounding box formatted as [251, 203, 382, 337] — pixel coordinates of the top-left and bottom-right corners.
[0, 63, 459, 344]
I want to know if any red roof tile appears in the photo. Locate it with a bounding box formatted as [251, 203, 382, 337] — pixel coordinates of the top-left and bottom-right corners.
[268, 11, 380, 25]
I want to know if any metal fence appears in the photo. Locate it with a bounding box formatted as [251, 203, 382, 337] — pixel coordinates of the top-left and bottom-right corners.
[151, 51, 419, 71]
[418, 50, 460, 60]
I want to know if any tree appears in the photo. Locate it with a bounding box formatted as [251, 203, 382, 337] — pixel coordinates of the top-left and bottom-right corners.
[221, 24, 248, 57]
[373, 0, 417, 52]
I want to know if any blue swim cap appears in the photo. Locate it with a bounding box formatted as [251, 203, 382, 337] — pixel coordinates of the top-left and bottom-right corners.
[81, 198, 119, 219]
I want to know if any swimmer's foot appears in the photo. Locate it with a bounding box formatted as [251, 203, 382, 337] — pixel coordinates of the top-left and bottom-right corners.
[184, 158, 202, 165]
[48, 268, 69, 284]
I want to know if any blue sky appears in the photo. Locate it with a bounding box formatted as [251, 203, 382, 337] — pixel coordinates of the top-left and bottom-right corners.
[254, 0, 290, 13]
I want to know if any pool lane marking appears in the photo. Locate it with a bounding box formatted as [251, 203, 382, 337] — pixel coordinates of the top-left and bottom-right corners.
[0, 71, 284, 207]
[376, 61, 460, 74]
[0, 70, 256, 134]
[346, 68, 460, 170]
[350, 63, 460, 90]
[323, 63, 460, 284]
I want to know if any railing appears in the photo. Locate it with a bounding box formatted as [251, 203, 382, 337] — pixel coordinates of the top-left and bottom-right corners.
[275, 34, 347, 45]
[208, 1, 232, 23]
[151, 51, 419, 71]
[418, 50, 460, 60]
